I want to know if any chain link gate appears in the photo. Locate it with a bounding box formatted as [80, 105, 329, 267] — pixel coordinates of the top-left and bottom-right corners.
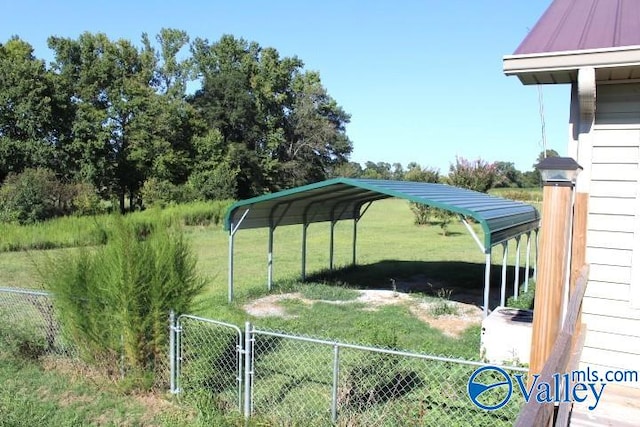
[170, 313, 244, 413]
[169, 317, 527, 425]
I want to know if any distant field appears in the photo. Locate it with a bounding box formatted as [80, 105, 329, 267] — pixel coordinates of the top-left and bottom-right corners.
[490, 187, 542, 203]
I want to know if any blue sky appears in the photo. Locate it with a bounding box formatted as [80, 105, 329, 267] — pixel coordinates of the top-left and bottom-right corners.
[0, 0, 568, 173]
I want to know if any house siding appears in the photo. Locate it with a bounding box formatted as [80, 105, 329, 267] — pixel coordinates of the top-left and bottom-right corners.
[578, 83, 640, 386]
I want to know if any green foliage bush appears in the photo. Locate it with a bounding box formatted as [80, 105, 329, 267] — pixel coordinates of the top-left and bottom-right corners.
[0, 168, 67, 224]
[71, 182, 107, 216]
[0, 169, 109, 224]
[188, 163, 239, 201]
[42, 215, 206, 381]
[410, 203, 455, 235]
[507, 281, 535, 310]
[409, 203, 431, 225]
[141, 178, 199, 208]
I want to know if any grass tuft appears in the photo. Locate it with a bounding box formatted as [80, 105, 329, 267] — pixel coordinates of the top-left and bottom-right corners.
[297, 283, 360, 301]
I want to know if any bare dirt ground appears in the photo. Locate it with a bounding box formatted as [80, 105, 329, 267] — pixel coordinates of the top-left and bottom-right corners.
[243, 286, 483, 338]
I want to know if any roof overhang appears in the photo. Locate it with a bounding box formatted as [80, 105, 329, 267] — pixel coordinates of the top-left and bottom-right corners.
[503, 45, 640, 85]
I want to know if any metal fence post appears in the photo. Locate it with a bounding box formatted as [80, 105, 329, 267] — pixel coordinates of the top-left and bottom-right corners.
[169, 310, 177, 394]
[331, 343, 340, 424]
[244, 321, 253, 419]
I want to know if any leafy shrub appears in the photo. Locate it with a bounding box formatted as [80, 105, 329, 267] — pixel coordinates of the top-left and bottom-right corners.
[71, 182, 106, 216]
[0, 168, 69, 224]
[409, 203, 455, 235]
[42, 215, 205, 382]
[141, 178, 199, 208]
[507, 281, 535, 310]
[410, 203, 432, 225]
[188, 163, 239, 201]
[403, 164, 440, 183]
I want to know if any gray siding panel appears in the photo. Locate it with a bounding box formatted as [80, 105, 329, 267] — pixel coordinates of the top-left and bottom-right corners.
[582, 88, 640, 374]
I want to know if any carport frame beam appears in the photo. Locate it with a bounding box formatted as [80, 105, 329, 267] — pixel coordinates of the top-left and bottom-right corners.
[459, 214, 495, 318]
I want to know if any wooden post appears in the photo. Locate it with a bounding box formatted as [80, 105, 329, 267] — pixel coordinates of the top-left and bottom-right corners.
[528, 184, 574, 379]
[569, 192, 588, 338]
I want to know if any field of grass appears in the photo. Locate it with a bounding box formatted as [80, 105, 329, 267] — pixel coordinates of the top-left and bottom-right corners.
[0, 197, 536, 425]
[0, 200, 232, 253]
[489, 187, 542, 203]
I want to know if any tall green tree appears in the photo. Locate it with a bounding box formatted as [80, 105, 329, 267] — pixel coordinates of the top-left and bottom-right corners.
[494, 161, 523, 188]
[404, 162, 440, 183]
[0, 37, 62, 181]
[362, 161, 392, 179]
[281, 71, 351, 187]
[48, 32, 176, 213]
[190, 35, 351, 197]
[141, 28, 197, 186]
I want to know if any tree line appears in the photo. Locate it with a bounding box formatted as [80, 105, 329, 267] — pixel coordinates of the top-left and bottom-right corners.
[0, 29, 351, 215]
[334, 149, 558, 190]
[0, 29, 553, 224]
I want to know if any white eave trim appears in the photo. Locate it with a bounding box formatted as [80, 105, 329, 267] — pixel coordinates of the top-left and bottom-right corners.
[503, 45, 640, 77]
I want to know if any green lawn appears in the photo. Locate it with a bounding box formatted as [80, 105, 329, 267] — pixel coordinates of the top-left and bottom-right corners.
[1, 198, 535, 351]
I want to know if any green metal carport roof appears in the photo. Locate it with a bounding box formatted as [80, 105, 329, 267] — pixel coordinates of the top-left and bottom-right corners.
[224, 178, 540, 316]
[224, 178, 540, 251]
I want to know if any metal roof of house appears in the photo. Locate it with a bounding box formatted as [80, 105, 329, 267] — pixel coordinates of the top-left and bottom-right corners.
[515, 0, 640, 55]
[504, 0, 640, 85]
[224, 178, 540, 252]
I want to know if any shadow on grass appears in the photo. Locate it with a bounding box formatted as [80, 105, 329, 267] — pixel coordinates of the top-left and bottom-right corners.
[303, 260, 530, 311]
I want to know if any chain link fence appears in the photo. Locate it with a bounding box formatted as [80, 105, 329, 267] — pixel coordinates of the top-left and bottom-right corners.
[247, 327, 526, 426]
[0, 287, 76, 360]
[0, 287, 172, 390]
[2, 289, 527, 425]
[173, 318, 527, 426]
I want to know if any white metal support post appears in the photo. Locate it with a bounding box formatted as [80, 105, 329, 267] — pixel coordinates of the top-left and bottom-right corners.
[301, 223, 308, 281]
[267, 225, 274, 291]
[513, 236, 521, 300]
[228, 209, 250, 303]
[352, 201, 373, 267]
[329, 220, 336, 271]
[243, 322, 252, 419]
[534, 229, 539, 281]
[524, 232, 532, 292]
[500, 242, 508, 307]
[352, 218, 358, 266]
[483, 251, 491, 318]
